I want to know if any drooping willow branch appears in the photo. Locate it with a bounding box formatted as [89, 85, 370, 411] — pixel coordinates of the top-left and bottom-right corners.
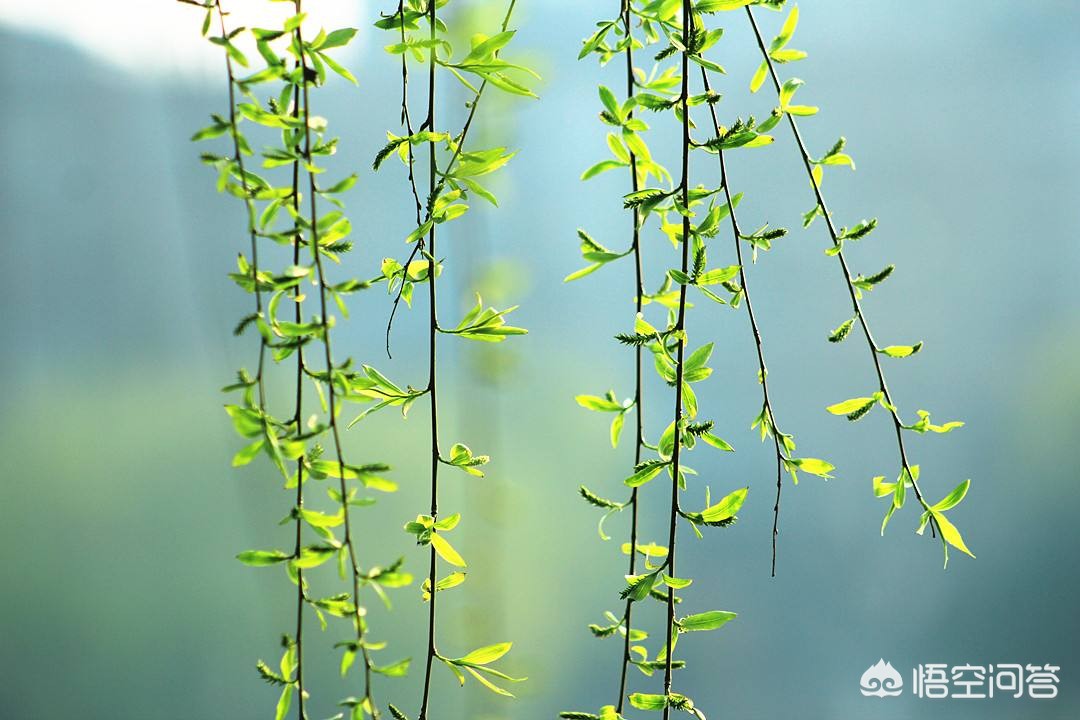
[616, 0, 646, 711]
[699, 67, 798, 577]
[188, 0, 310, 715]
[292, 10, 396, 718]
[566, 3, 756, 719]
[381, 1, 426, 359]
[658, 3, 693, 716]
[208, 0, 268, 412]
[370, 2, 536, 718]
[397, 0, 424, 227]
[562, 1, 655, 711]
[744, 3, 973, 566]
[381, 0, 523, 359]
[286, 8, 307, 718]
[418, 0, 441, 715]
[187, 2, 416, 718]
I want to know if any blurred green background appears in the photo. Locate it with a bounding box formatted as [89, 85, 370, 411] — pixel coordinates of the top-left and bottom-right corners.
[2, 1, 1079, 718]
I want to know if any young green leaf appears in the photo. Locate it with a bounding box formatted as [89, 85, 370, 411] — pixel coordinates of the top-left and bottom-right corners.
[879, 342, 923, 358]
[628, 693, 667, 711]
[932, 479, 970, 512]
[430, 533, 467, 568]
[237, 549, 290, 567]
[678, 610, 736, 632]
[455, 642, 512, 666]
[932, 511, 975, 560]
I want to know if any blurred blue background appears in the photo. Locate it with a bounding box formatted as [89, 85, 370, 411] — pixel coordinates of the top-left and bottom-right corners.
[2, 1, 1078, 718]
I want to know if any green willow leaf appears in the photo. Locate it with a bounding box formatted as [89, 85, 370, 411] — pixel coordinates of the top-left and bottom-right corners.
[700, 487, 748, 523]
[933, 511, 976, 561]
[678, 610, 736, 632]
[455, 642, 512, 666]
[430, 533, 467, 568]
[696, 0, 754, 11]
[826, 396, 877, 416]
[274, 685, 292, 720]
[932, 479, 970, 512]
[628, 693, 667, 711]
[237, 549, 290, 567]
[879, 342, 924, 358]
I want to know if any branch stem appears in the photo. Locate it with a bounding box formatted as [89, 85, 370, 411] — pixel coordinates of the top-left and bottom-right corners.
[294, 8, 379, 715]
[385, 0, 519, 357]
[699, 68, 787, 576]
[214, 0, 267, 408]
[616, 0, 645, 712]
[744, 7, 937, 534]
[417, 2, 440, 718]
[289, 37, 307, 720]
[661, 3, 691, 717]
[213, 0, 300, 711]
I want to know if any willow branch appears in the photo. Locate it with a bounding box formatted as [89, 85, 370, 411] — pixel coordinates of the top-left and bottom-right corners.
[744, 7, 938, 536]
[699, 67, 788, 577]
[214, 0, 300, 709]
[381, 0, 427, 359]
[384, 0, 519, 358]
[398, 1, 424, 226]
[288, 33, 307, 720]
[661, 3, 691, 717]
[416, 0, 440, 716]
[214, 0, 267, 409]
[616, 0, 645, 712]
[294, 10, 381, 716]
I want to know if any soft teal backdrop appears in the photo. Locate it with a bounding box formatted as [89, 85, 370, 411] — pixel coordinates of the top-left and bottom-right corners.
[2, 1, 1078, 719]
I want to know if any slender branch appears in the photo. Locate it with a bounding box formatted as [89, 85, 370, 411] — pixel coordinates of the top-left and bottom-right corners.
[294, 9, 380, 717]
[214, 0, 301, 709]
[616, 0, 645, 712]
[661, 3, 691, 717]
[384, 242, 425, 359]
[382, 0, 427, 360]
[413, 5, 522, 717]
[699, 68, 787, 577]
[288, 42, 307, 720]
[214, 0, 267, 410]
[417, 1, 440, 716]
[384, 1, 519, 358]
[398, 0, 424, 227]
[744, 7, 938, 536]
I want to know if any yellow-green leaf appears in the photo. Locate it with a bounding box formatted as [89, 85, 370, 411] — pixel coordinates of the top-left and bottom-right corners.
[933, 511, 975, 559]
[696, 0, 754, 11]
[430, 532, 466, 567]
[750, 60, 767, 93]
[826, 397, 876, 415]
[457, 642, 512, 666]
[880, 342, 923, 358]
[932, 479, 970, 512]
